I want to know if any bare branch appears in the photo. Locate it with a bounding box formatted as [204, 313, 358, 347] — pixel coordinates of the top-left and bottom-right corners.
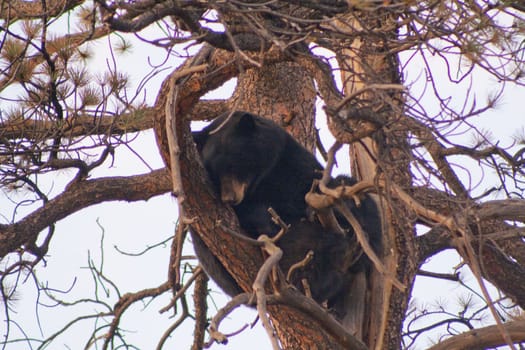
[427, 320, 525, 350]
[0, 168, 171, 257]
[477, 199, 525, 222]
[208, 293, 252, 346]
[253, 235, 283, 350]
[191, 270, 208, 350]
[104, 282, 171, 349]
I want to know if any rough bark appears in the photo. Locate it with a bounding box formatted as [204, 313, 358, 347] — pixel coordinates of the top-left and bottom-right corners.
[427, 320, 525, 350]
[231, 61, 317, 151]
[154, 44, 358, 349]
[333, 10, 414, 350]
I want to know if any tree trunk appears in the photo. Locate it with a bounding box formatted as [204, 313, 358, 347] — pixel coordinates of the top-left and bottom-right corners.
[333, 11, 416, 349]
[231, 61, 342, 349]
[154, 44, 358, 348]
[231, 61, 317, 151]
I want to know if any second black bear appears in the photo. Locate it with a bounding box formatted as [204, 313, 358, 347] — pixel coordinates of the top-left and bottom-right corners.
[192, 111, 381, 312]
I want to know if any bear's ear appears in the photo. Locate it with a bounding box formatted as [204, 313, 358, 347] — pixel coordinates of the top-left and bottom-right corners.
[192, 131, 206, 152]
[235, 112, 257, 134]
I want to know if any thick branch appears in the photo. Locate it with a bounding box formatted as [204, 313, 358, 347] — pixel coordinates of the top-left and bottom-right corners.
[411, 187, 525, 308]
[413, 187, 525, 263]
[0, 168, 171, 257]
[0, 111, 155, 139]
[158, 44, 356, 348]
[427, 320, 525, 350]
[273, 288, 369, 350]
[103, 2, 266, 52]
[479, 243, 525, 308]
[191, 270, 208, 350]
[0, 100, 227, 141]
[159, 44, 271, 295]
[0, 0, 83, 20]
[477, 199, 525, 222]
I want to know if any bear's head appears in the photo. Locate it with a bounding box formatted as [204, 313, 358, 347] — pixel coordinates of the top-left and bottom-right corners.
[193, 111, 287, 205]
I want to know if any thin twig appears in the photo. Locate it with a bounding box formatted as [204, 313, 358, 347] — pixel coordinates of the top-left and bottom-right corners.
[159, 267, 203, 313]
[253, 235, 283, 350]
[286, 250, 314, 282]
[207, 293, 252, 346]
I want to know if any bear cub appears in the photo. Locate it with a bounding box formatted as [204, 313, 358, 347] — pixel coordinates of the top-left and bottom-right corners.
[192, 111, 381, 311]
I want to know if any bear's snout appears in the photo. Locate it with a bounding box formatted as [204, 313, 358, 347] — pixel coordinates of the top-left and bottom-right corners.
[220, 176, 247, 205]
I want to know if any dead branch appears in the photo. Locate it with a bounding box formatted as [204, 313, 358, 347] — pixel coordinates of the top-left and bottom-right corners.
[417, 269, 460, 282]
[286, 250, 314, 282]
[159, 266, 203, 314]
[168, 222, 188, 297]
[253, 235, 283, 350]
[333, 83, 406, 113]
[405, 116, 470, 197]
[219, 223, 265, 246]
[207, 293, 252, 346]
[307, 141, 346, 234]
[0, 168, 171, 257]
[427, 320, 525, 350]
[156, 295, 190, 350]
[267, 207, 290, 243]
[191, 270, 208, 350]
[105, 282, 171, 349]
[477, 199, 525, 222]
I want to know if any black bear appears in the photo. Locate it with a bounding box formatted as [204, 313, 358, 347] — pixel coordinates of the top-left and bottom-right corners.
[192, 111, 381, 312]
[193, 111, 322, 236]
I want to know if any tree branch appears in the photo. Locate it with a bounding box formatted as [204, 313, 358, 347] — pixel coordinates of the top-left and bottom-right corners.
[477, 199, 525, 222]
[427, 320, 525, 350]
[0, 100, 228, 141]
[0, 0, 84, 20]
[0, 168, 171, 257]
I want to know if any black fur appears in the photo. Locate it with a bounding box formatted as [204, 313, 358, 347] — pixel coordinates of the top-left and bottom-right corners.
[193, 111, 322, 236]
[192, 111, 381, 311]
